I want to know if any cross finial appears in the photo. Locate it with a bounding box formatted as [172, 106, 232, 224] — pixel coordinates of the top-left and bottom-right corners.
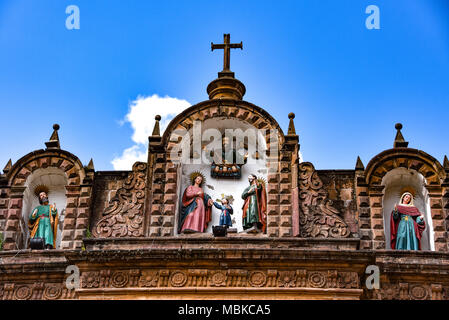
[211, 34, 243, 77]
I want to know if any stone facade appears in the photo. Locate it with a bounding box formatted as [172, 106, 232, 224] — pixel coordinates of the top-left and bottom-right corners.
[1, 45, 449, 300]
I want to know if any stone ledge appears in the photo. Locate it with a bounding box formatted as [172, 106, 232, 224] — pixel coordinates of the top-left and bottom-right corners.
[76, 287, 364, 300]
[82, 237, 361, 251]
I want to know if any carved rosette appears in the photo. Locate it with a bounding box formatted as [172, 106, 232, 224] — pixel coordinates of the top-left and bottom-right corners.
[73, 269, 360, 291]
[375, 283, 436, 300]
[0, 283, 77, 300]
[94, 162, 147, 238]
[298, 162, 350, 238]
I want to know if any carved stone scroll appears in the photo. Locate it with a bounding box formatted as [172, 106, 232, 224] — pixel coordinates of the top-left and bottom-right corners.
[93, 162, 147, 238]
[298, 162, 350, 238]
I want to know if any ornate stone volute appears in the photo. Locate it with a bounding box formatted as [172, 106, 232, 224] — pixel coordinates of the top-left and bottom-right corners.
[93, 162, 148, 238]
[298, 162, 350, 238]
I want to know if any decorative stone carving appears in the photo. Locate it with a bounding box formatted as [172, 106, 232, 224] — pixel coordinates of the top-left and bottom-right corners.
[374, 283, 442, 300]
[14, 285, 32, 300]
[298, 162, 350, 238]
[111, 271, 129, 288]
[74, 268, 360, 290]
[43, 285, 63, 300]
[139, 271, 159, 287]
[93, 162, 147, 238]
[277, 271, 296, 288]
[308, 272, 326, 288]
[0, 283, 76, 300]
[169, 271, 188, 287]
[248, 271, 267, 287]
[210, 271, 227, 287]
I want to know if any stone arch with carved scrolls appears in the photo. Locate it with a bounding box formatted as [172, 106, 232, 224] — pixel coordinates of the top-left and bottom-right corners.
[357, 148, 449, 251]
[1, 149, 94, 250]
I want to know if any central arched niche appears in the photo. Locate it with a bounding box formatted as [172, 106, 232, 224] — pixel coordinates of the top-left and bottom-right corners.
[381, 167, 434, 250]
[175, 117, 269, 234]
[22, 167, 68, 249]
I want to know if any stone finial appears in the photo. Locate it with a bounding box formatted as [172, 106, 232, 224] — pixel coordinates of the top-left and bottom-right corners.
[393, 123, 409, 148]
[355, 156, 365, 171]
[3, 159, 12, 175]
[444, 155, 449, 171]
[152, 115, 161, 136]
[45, 124, 61, 150]
[86, 158, 95, 172]
[287, 113, 297, 135]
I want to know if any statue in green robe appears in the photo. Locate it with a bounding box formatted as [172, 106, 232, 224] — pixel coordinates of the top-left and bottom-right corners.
[241, 174, 267, 233]
[29, 187, 59, 249]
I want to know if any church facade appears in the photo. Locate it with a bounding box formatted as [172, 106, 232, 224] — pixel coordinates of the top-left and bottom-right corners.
[1, 35, 449, 300]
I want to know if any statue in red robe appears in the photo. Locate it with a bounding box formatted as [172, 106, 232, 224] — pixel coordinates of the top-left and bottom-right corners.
[179, 173, 213, 234]
[242, 174, 267, 233]
[390, 192, 426, 250]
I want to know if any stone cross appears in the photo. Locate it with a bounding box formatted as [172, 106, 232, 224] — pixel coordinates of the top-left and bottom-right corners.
[211, 34, 243, 72]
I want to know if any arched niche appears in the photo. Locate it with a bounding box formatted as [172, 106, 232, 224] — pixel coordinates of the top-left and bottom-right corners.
[174, 117, 269, 234]
[22, 167, 68, 249]
[382, 167, 434, 251]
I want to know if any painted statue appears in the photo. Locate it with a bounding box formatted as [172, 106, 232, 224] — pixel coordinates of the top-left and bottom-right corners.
[28, 186, 59, 249]
[213, 195, 234, 228]
[179, 172, 213, 234]
[390, 191, 426, 250]
[241, 174, 267, 233]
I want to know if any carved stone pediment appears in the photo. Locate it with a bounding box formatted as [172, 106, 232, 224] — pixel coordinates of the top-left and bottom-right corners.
[298, 162, 350, 238]
[93, 162, 147, 238]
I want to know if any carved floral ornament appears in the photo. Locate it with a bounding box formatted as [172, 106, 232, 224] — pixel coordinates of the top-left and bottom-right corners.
[298, 162, 350, 238]
[93, 162, 147, 238]
[0, 282, 77, 300]
[79, 268, 359, 290]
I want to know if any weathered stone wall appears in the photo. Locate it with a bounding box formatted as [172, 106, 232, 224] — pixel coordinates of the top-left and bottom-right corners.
[318, 170, 358, 235]
[89, 171, 130, 232]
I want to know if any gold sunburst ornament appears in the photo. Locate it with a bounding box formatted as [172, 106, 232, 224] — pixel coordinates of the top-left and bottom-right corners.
[34, 185, 50, 198]
[216, 194, 234, 205]
[189, 171, 206, 185]
[257, 177, 267, 187]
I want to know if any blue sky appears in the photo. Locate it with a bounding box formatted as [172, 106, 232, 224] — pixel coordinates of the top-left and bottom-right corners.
[1, 0, 448, 171]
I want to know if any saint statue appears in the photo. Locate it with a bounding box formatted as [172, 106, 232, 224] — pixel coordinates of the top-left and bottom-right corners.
[213, 195, 234, 228]
[179, 172, 213, 234]
[28, 186, 59, 249]
[241, 174, 267, 233]
[390, 191, 426, 250]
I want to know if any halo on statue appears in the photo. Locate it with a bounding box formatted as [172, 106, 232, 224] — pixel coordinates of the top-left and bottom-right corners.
[189, 171, 206, 186]
[257, 177, 267, 187]
[34, 185, 50, 198]
[399, 190, 415, 206]
[400, 187, 416, 197]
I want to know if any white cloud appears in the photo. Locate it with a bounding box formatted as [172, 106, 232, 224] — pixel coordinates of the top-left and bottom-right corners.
[112, 94, 191, 170]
